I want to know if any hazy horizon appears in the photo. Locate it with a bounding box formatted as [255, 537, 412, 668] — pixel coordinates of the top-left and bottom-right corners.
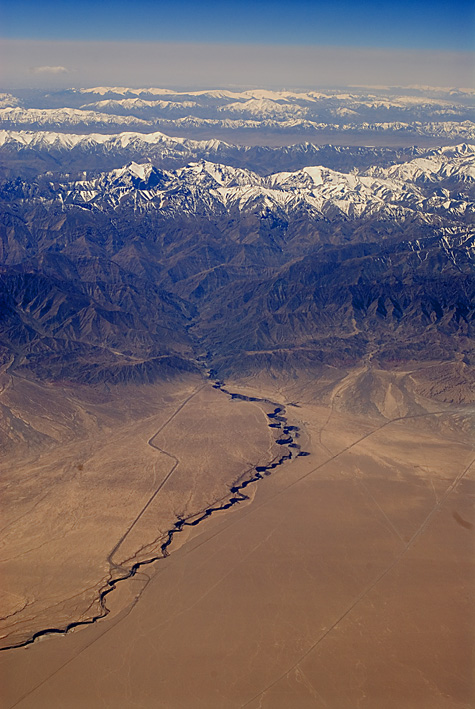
[0, 0, 473, 90]
[1, 39, 474, 91]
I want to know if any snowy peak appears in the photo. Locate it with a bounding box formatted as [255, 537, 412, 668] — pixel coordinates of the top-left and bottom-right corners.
[218, 98, 308, 119]
[176, 160, 261, 188]
[111, 161, 169, 189]
[368, 144, 475, 183]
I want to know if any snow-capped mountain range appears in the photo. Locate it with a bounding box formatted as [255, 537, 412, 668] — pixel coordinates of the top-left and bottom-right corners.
[0, 128, 222, 153]
[1, 89, 473, 382]
[5, 144, 474, 227]
[0, 85, 473, 142]
[2, 127, 475, 177]
[0, 107, 151, 129]
[1, 109, 473, 142]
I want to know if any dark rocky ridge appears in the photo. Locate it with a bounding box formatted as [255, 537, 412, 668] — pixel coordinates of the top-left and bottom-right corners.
[194, 234, 473, 374]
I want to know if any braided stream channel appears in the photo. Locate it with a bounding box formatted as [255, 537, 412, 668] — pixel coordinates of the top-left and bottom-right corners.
[2, 378, 309, 651]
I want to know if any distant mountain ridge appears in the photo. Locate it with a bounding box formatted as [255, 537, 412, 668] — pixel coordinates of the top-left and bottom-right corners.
[1, 85, 473, 143]
[0, 129, 435, 180]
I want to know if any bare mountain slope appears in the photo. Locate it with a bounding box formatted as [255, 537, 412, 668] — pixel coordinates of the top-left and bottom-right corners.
[0, 147, 473, 381]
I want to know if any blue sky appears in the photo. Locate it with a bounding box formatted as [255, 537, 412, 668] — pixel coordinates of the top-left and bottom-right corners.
[1, 0, 474, 51]
[0, 0, 473, 88]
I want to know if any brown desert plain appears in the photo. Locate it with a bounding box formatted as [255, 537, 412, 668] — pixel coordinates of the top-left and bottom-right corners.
[0, 361, 474, 708]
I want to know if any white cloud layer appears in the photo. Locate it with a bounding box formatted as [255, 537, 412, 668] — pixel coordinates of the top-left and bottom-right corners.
[1, 39, 473, 89]
[31, 65, 69, 75]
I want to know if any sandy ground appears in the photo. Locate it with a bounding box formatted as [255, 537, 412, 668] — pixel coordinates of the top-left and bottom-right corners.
[0, 366, 473, 708]
[0, 374, 275, 651]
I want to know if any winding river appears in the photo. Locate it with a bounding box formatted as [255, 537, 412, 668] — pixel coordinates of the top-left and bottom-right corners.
[2, 377, 308, 651]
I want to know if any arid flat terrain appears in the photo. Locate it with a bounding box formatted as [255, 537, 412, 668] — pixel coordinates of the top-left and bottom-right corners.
[0, 373, 276, 651]
[0, 364, 473, 708]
